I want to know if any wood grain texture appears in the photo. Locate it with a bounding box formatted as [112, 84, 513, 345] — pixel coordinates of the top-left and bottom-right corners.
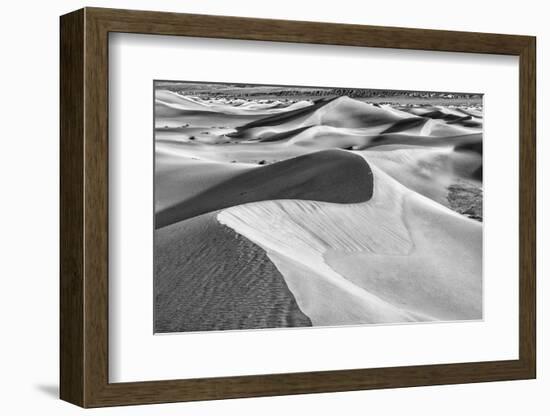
[518, 38, 537, 375]
[59, 8, 84, 407]
[59, 7, 537, 408]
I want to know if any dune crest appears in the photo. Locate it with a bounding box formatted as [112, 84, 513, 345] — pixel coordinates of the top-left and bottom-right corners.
[230, 95, 415, 140]
[217, 165, 481, 326]
[359, 145, 481, 206]
[155, 149, 373, 228]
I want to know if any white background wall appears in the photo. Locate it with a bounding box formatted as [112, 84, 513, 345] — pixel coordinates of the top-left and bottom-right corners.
[0, 0, 546, 414]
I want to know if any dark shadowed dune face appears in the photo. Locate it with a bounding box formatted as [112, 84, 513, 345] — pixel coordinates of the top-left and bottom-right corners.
[225, 102, 329, 139]
[365, 132, 482, 149]
[460, 120, 482, 128]
[455, 140, 482, 155]
[381, 117, 428, 134]
[420, 110, 467, 121]
[472, 165, 482, 181]
[233, 96, 335, 131]
[257, 125, 315, 142]
[155, 212, 312, 332]
[156, 149, 374, 228]
[228, 95, 412, 140]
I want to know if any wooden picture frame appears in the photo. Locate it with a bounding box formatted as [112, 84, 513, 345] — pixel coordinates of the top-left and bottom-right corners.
[60, 7, 536, 408]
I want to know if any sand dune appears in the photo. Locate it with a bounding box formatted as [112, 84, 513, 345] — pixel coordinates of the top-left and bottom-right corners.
[156, 89, 313, 115]
[156, 149, 373, 228]
[155, 104, 265, 129]
[154, 95, 481, 160]
[280, 126, 481, 149]
[155, 138, 310, 164]
[227, 96, 481, 141]
[155, 211, 311, 332]
[229, 96, 416, 141]
[399, 104, 483, 121]
[360, 145, 481, 206]
[155, 150, 251, 212]
[155, 94, 482, 226]
[154, 126, 481, 168]
[218, 164, 482, 326]
[155, 96, 481, 216]
[360, 132, 482, 150]
[155, 91, 298, 129]
[154, 88, 483, 332]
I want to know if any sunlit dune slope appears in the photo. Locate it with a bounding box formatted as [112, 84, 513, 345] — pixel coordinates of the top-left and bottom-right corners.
[229, 95, 417, 140]
[218, 163, 482, 326]
[360, 145, 481, 206]
[155, 149, 373, 228]
[268, 126, 481, 149]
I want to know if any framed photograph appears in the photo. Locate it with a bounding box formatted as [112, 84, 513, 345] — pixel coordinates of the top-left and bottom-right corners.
[60, 7, 536, 407]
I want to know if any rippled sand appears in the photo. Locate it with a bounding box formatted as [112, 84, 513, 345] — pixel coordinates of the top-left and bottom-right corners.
[155, 211, 311, 333]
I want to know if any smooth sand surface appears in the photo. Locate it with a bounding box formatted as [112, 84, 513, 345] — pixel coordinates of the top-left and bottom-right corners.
[218, 164, 481, 326]
[359, 145, 481, 206]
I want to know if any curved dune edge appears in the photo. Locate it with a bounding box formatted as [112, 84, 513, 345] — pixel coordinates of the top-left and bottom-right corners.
[227, 96, 481, 142]
[229, 96, 417, 140]
[156, 149, 373, 228]
[217, 165, 482, 326]
[155, 152, 251, 213]
[154, 211, 312, 333]
[359, 146, 481, 207]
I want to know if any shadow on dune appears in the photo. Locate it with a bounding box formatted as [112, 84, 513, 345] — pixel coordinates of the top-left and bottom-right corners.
[257, 124, 315, 142]
[227, 97, 336, 137]
[423, 111, 481, 128]
[228, 96, 416, 140]
[455, 140, 482, 155]
[363, 132, 482, 150]
[471, 165, 482, 181]
[155, 212, 312, 332]
[156, 149, 374, 228]
[380, 117, 427, 134]
[421, 110, 466, 121]
[456, 107, 483, 118]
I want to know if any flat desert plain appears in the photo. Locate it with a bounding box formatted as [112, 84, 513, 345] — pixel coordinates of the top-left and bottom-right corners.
[154, 83, 483, 333]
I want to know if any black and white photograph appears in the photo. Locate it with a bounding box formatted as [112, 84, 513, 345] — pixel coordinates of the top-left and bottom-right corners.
[153, 81, 483, 333]
[1, 0, 543, 412]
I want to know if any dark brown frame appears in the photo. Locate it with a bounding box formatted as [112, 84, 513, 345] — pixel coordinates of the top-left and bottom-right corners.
[60, 7, 536, 408]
